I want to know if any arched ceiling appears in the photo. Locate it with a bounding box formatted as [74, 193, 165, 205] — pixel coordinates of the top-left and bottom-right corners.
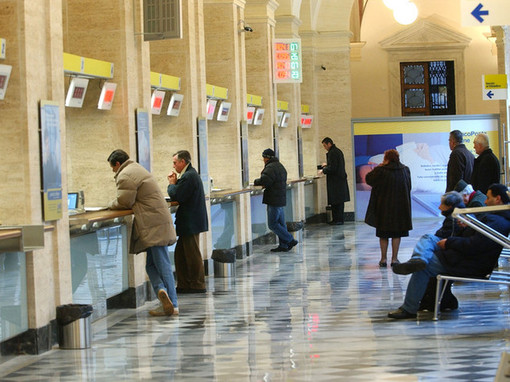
[274, 0, 355, 32]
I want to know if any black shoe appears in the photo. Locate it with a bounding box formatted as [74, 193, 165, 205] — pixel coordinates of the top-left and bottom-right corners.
[388, 308, 417, 319]
[328, 221, 344, 225]
[270, 246, 289, 252]
[392, 259, 427, 275]
[288, 240, 298, 250]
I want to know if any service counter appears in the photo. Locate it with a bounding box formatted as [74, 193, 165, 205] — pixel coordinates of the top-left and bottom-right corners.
[0, 225, 50, 344]
[67, 203, 179, 319]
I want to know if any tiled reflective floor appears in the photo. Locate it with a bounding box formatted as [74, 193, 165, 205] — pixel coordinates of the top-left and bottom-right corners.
[1, 219, 510, 381]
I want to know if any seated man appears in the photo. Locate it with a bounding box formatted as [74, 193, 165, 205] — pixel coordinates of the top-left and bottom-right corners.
[393, 191, 465, 276]
[388, 183, 510, 319]
[454, 179, 486, 207]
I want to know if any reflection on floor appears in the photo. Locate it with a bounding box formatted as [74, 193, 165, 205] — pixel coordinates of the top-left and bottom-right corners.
[1, 219, 510, 381]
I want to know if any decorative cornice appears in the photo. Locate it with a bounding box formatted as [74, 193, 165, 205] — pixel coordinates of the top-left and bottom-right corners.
[379, 18, 471, 52]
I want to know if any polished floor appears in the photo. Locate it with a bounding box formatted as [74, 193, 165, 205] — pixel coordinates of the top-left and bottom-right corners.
[1, 219, 510, 381]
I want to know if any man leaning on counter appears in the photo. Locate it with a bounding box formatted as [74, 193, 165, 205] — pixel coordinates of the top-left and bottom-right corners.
[107, 149, 179, 316]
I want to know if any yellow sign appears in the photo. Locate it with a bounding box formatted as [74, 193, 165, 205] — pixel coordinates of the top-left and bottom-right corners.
[484, 74, 507, 89]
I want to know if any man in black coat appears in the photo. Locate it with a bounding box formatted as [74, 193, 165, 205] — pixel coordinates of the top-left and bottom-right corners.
[167, 150, 208, 293]
[388, 183, 510, 319]
[471, 133, 500, 194]
[446, 130, 474, 192]
[320, 137, 350, 225]
[254, 148, 298, 252]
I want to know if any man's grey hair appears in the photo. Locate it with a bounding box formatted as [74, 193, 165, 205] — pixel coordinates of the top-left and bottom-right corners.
[173, 150, 191, 164]
[440, 191, 463, 207]
[450, 130, 463, 144]
[474, 133, 489, 148]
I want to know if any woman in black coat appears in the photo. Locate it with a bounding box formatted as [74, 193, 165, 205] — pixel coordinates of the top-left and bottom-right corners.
[365, 149, 412, 267]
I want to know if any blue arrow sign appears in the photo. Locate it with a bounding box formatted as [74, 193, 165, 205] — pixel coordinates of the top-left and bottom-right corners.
[472, 3, 489, 23]
[487, 90, 494, 99]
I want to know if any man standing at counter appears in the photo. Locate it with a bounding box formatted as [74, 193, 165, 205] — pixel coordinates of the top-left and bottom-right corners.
[254, 148, 298, 252]
[320, 137, 350, 225]
[107, 149, 178, 316]
[167, 150, 208, 293]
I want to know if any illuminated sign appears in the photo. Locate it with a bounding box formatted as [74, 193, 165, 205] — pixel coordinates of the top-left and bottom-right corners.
[273, 39, 302, 84]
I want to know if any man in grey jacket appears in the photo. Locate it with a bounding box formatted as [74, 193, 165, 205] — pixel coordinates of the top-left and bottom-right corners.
[108, 149, 178, 316]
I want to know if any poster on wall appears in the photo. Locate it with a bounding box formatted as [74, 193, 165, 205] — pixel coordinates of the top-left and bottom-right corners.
[136, 108, 151, 172]
[240, 121, 249, 188]
[197, 117, 210, 194]
[216, 101, 232, 121]
[167, 93, 184, 116]
[352, 115, 500, 221]
[40, 100, 63, 221]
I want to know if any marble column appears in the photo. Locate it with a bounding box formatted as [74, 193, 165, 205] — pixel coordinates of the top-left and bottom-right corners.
[274, 15, 301, 180]
[63, 0, 152, 299]
[244, 0, 278, 171]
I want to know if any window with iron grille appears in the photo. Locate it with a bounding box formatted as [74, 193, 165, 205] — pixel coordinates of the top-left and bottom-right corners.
[143, 0, 182, 41]
[400, 61, 456, 116]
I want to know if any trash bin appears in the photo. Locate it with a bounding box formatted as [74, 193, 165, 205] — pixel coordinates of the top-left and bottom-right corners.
[56, 304, 93, 349]
[212, 249, 236, 278]
[326, 206, 332, 223]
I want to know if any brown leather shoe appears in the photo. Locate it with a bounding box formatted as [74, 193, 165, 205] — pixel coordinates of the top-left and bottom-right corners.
[158, 289, 174, 315]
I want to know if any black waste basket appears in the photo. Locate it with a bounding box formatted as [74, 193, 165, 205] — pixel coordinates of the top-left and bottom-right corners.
[56, 304, 93, 349]
[212, 249, 236, 278]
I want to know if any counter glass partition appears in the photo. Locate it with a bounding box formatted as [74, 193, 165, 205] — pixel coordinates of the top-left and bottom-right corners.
[0, 252, 28, 342]
[71, 225, 128, 305]
[211, 200, 237, 249]
[284, 187, 295, 222]
[304, 181, 315, 218]
[250, 193, 270, 240]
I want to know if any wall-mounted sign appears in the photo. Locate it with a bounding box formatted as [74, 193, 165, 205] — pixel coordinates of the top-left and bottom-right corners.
[151, 90, 165, 115]
[136, 108, 151, 172]
[280, 112, 291, 127]
[247, 106, 256, 124]
[98, 82, 117, 110]
[482, 74, 508, 100]
[273, 38, 302, 84]
[167, 93, 184, 116]
[253, 108, 265, 125]
[0, 64, 12, 100]
[301, 114, 313, 128]
[206, 99, 217, 120]
[217, 101, 232, 121]
[0, 38, 5, 59]
[40, 100, 62, 221]
[65, 77, 89, 108]
[276, 111, 284, 126]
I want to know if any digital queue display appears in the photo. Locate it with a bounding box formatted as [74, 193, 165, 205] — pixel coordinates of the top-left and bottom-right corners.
[273, 38, 302, 84]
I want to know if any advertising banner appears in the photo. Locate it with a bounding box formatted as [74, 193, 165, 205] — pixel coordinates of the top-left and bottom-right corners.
[352, 115, 500, 220]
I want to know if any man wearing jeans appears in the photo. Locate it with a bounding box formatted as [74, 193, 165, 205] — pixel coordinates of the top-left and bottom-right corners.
[254, 148, 298, 252]
[388, 183, 510, 319]
[107, 149, 178, 316]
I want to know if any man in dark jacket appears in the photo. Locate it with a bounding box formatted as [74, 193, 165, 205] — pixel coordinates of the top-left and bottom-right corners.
[446, 130, 474, 192]
[254, 148, 298, 252]
[471, 133, 500, 194]
[388, 183, 510, 319]
[167, 150, 208, 293]
[320, 137, 350, 225]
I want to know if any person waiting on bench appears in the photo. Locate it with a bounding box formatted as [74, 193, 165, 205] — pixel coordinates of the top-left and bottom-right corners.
[393, 191, 465, 311]
[388, 183, 510, 319]
[454, 179, 486, 207]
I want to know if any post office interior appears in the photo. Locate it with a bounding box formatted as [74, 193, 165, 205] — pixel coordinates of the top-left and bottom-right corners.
[0, 0, 508, 355]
